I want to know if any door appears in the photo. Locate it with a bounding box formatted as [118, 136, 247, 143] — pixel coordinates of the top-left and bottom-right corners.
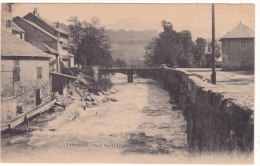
[36, 89, 42, 106]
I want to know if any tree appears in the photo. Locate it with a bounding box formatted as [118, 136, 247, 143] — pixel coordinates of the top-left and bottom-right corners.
[68, 17, 113, 66]
[193, 37, 207, 67]
[113, 59, 126, 67]
[67, 17, 85, 63]
[208, 41, 221, 59]
[144, 20, 193, 67]
[177, 30, 194, 67]
[144, 39, 158, 66]
[179, 30, 194, 56]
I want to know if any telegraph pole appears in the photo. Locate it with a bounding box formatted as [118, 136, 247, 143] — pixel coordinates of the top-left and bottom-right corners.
[211, 4, 216, 84]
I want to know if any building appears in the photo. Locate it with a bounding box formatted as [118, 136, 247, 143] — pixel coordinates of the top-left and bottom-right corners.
[220, 22, 254, 71]
[13, 8, 74, 70]
[1, 4, 77, 130]
[1, 3, 13, 33]
[1, 3, 25, 40]
[1, 30, 53, 125]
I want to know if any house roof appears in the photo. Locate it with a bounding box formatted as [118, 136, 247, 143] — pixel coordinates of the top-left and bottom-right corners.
[25, 12, 69, 36]
[54, 22, 71, 34]
[39, 41, 58, 54]
[31, 41, 58, 55]
[14, 17, 58, 41]
[220, 23, 254, 40]
[50, 72, 77, 79]
[1, 30, 52, 58]
[12, 22, 25, 33]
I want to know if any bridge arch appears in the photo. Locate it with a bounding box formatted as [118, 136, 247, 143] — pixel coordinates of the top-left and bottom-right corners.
[97, 68, 161, 83]
[98, 68, 135, 83]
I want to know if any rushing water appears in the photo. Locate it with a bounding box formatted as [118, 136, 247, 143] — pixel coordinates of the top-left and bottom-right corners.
[1, 73, 188, 163]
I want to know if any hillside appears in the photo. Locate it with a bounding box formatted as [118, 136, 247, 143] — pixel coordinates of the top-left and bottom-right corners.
[106, 29, 158, 67]
[58, 22, 159, 66]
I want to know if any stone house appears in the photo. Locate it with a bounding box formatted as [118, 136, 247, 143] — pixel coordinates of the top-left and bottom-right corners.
[1, 30, 52, 125]
[1, 3, 25, 40]
[50, 72, 77, 96]
[13, 8, 74, 70]
[220, 23, 254, 71]
[1, 3, 13, 33]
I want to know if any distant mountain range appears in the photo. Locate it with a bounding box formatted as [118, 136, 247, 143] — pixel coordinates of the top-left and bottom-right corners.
[105, 29, 158, 66]
[106, 29, 158, 42]
[57, 22, 159, 65]
[58, 23, 222, 65]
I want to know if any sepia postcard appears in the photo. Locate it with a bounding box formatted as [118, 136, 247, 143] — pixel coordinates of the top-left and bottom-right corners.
[0, 1, 257, 164]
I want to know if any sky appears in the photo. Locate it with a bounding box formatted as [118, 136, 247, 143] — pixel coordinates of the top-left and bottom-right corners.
[12, 3, 255, 39]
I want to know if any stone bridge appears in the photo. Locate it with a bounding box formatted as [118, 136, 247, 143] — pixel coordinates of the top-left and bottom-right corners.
[97, 68, 161, 82]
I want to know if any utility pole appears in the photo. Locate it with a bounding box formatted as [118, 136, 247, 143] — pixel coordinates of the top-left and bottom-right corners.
[211, 4, 216, 84]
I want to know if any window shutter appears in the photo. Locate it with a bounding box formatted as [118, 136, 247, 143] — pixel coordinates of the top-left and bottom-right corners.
[37, 67, 42, 79]
[9, 5, 12, 12]
[6, 20, 12, 28]
[13, 67, 20, 81]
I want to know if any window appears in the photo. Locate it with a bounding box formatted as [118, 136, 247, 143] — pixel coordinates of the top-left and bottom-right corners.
[37, 67, 42, 79]
[5, 4, 9, 12]
[16, 106, 23, 114]
[8, 4, 12, 12]
[62, 47, 68, 50]
[6, 20, 12, 28]
[13, 67, 20, 81]
[6, 4, 12, 12]
[9, 5, 12, 12]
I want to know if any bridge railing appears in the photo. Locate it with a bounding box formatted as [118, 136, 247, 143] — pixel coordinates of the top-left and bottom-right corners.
[80, 65, 162, 71]
[99, 66, 161, 70]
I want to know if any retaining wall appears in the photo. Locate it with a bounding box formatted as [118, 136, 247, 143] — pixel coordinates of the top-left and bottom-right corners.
[161, 67, 254, 153]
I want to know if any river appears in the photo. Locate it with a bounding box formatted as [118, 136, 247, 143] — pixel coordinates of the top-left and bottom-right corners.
[1, 73, 188, 163]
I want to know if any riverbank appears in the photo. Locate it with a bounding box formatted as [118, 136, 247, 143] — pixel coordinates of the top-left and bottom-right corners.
[161, 67, 254, 157]
[1, 73, 188, 163]
[178, 68, 254, 109]
[1, 69, 254, 163]
[1, 72, 116, 136]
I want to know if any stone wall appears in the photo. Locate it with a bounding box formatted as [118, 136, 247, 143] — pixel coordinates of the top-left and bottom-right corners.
[161, 67, 254, 153]
[1, 58, 51, 123]
[1, 98, 17, 123]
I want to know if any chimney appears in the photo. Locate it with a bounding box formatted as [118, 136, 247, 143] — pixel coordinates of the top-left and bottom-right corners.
[33, 8, 39, 16]
[56, 21, 59, 28]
